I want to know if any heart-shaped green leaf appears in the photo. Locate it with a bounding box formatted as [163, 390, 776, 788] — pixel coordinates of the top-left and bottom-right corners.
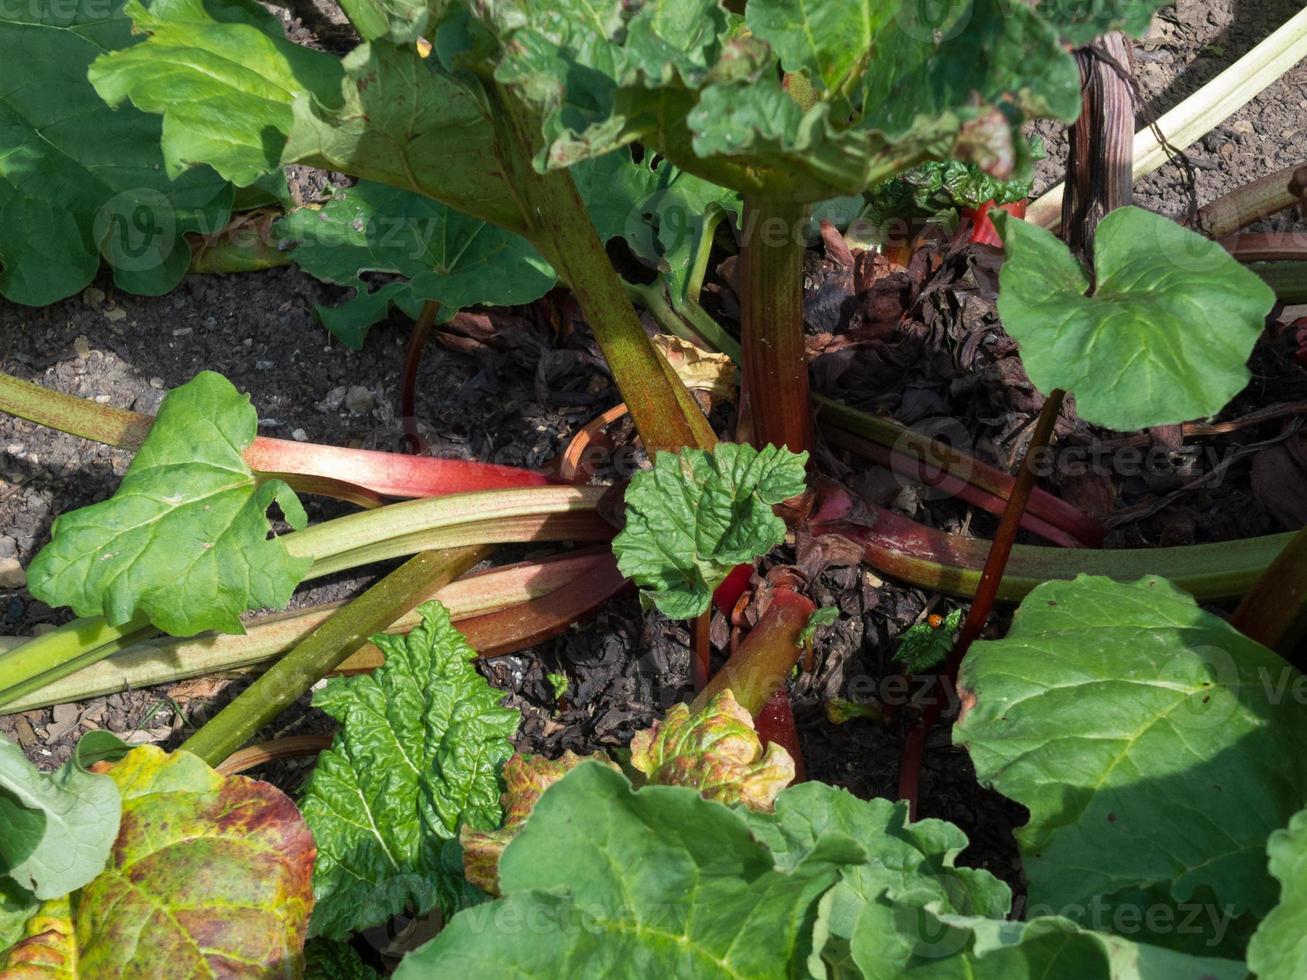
[997, 207, 1276, 430]
[27, 372, 310, 636]
[954, 575, 1307, 942]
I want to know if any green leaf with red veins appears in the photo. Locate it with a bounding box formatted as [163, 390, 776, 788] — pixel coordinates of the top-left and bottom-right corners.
[460, 750, 618, 895]
[0, 746, 315, 977]
[954, 575, 1307, 942]
[300, 601, 520, 939]
[613, 443, 808, 619]
[26, 372, 310, 636]
[996, 207, 1276, 430]
[629, 690, 794, 810]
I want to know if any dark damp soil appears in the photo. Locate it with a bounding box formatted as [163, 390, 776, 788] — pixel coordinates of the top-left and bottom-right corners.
[3, 0, 1306, 909]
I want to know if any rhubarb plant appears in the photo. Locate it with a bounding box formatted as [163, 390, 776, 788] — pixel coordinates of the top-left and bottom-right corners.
[612, 443, 807, 619]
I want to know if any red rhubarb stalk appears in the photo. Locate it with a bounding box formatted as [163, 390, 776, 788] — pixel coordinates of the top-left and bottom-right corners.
[897, 390, 1065, 819]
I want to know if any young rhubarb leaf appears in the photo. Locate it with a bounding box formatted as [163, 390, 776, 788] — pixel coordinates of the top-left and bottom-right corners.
[0, 734, 120, 900]
[299, 601, 520, 939]
[396, 762, 864, 978]
[954, 575, 1307, 940]
[26, 372, 310, 636]
[278, 181, 555, 347]
[997, 207, 1276, 430]
[1036, 0, 1170, 46]
[893, 609, 962, 673]
[613, 443, 808, 619]
[0, 746, 315, 976]
[742, 784, 1010, 977]
[485, 0, 1162, 202]
[460, 750, 618, 895]
[0, 0, 234, 305]
[1248, 807, 1307, 980]
[629, 689, 794, 810]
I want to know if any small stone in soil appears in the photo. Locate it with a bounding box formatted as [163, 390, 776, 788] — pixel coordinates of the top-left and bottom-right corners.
[292, 428, 309, 442]
[345, 385, 374, 414]
[0, 557, 26, 589]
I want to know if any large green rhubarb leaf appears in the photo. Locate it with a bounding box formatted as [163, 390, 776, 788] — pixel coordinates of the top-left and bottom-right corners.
[396, 762, 864, 978]
[744, 784, 1010, 978]
[0, 746, 315, 976]
[613, 443, 807, 619]
[1248, 807, 1307, 979]
[484, 0, 1162, 201]
[0, 735, 119, 901]
[299, 601, 520, 940]
[997, 207, 1276, 430]
[0, 0, 234, 305]
[954, 575, 1307, 936]
[88, 0, 343, 186]
[26, 372, 309, 636]
[278, 180, 555, 347]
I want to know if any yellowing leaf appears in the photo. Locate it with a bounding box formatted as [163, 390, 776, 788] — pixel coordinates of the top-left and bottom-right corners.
[630, 690, 793, 810]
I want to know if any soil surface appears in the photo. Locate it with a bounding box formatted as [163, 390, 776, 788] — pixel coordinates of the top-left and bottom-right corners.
[3, 0, 1306, 904]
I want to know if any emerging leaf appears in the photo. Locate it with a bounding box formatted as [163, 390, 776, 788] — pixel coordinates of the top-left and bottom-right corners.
[629, 690, 794, 810]
[0, 746, 315, 976]
[1248, 807, 1307, 980]
[460, 750, 617, 895]
[300, 601, 520, 939]
[954, 575, 1307, 942]
[893, 608, 961, 673]
[0, 0, 234, 305]
[997, 207, 1275, 430]
[278, 181, 555, 347]
[0, 734, 119, 900]
[397, 763, 864, 978]
[26, 372, 310, 636]
[613, 443, 808, 619]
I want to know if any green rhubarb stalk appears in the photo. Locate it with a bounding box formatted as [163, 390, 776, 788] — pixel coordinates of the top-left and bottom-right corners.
[0, 372, 150, 449]
[182, 546, 488, 766]
[738, 196, 813, 452]
[0, 614, 154, 710]
[1248, 261, 1307, 304]
[494, 89, 716, 454]
[625, 280, 743, 363]
[0, 551, 612, 715]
